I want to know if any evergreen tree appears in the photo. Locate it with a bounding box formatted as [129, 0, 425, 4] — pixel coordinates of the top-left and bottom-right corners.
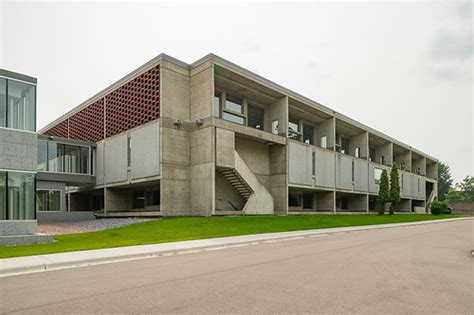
[378, 169, 389, 215]
[389, 162, 401, 215]
[437, 162, 453, 201]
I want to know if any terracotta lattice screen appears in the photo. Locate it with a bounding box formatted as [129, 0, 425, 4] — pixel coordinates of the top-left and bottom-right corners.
[43, 65, 160, 142]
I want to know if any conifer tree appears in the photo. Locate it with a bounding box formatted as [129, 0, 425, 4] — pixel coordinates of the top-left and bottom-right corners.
[378, 169, 389, 215]
[389, 162, 401, 215]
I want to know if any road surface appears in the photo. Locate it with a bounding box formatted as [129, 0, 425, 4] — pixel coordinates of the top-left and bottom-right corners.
[1, 219, 473, 314]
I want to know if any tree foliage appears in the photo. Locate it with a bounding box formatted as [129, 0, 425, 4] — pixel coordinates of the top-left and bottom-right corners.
[437, 162, 453, 201]
[378, 169, 389, 215]
[445, 176, 474, 201]
[389, 163, 401, 215]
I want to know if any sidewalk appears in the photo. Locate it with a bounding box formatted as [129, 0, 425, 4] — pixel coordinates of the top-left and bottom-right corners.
[1, 217, 471, 277]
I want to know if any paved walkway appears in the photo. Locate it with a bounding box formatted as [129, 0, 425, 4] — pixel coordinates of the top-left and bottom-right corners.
[0, 217, 471, 278]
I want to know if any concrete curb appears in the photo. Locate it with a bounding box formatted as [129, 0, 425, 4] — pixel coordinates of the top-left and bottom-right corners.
[0, 217, 471, 277]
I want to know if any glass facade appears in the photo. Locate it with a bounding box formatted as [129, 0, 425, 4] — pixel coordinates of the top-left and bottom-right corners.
[0, 77, 36, 131]
[0, 171, 36, 220]
[38, 139, 93, 175]
[36, 190, 61, 212]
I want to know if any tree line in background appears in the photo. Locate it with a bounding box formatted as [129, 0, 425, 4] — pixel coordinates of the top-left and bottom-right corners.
[437, 162, 474, 202]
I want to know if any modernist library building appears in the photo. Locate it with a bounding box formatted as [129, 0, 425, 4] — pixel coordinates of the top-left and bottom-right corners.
[0, 54, 439, 224]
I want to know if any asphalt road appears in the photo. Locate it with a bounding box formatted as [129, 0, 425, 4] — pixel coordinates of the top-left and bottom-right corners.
[1, 219, 473, 314]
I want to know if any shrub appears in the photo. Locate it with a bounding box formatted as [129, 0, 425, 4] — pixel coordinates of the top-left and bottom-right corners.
[430, 200, 447, 215]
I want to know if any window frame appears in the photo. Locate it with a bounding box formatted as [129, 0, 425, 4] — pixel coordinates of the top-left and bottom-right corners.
[36, 189, 62, 212]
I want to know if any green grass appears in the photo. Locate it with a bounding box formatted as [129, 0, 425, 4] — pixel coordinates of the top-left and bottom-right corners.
[0, 214, 459, 259]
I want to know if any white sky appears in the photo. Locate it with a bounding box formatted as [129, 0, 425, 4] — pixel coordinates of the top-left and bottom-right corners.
[1, 1, 472, 182]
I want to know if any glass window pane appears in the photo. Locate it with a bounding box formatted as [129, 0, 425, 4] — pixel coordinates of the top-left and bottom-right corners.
[223, 112, 245, 125]
[303, 193, 313, 209]
[8, 172, 35, 219]
[247, 104, 264, 130]
[36, 190, 47, 211]
[80, 147, 89, 174]
[303, 124, 314, 144]
[0, 78, 6, 127]
[213, 92, 221, 118]
[288, 193, 301, 207]
[0, 171, 6, 220]
[48, 142, 58, 172]
[49, 190, 61, 211]
[225, 95, 242, 113]
[7, 80, 35, 131]
[64, 145, 80, 173]
[37, 140, 48, 171]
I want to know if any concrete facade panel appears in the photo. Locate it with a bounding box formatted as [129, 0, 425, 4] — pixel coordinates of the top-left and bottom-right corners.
[0, 129, 37, 171]
[315, 148, 335, 188]
[104, 133, 128, 183]
[354, 159, 369, 192]
[131, 121, 160, 180]
[215, 128, 235, 168]
[336, 154, 353, 190]
[288, 141, 312, 186]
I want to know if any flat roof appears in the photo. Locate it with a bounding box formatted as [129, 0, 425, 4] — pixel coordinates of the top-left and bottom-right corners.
[38, 53, 437, 161]
[0, 68, 37, 84]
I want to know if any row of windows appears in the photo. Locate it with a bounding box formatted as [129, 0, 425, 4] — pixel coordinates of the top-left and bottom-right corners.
[0, 171, 36, 220]
[214, 92, 265, 131]
[0, 77, 36, 132]
[36, 189, 61, 212]
[37, 140, 94, 175]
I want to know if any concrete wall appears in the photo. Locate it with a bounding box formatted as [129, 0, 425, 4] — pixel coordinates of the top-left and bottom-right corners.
[270, 144, 288, 214]
[426, 162, 438, 180]
[347, 194, 368, 212]
[349, 132, 368, 159]
[215, 171, 245, 211]
[336, 154, 353, 190]
[190, 60, 213, 121]
[315, 147, 335, 188]
[130, 121, 160, 180]
[395, 199, 411, 212]
[235, 137, 270, 189]
[315, 191, 334, 211]
[105, 187, 130, 211]
[353, 159, 369, 192]
[400, 171, 412, 198]
[215, 128, 235, 168]
[190, 126, 215, 216]
[288, 141, 313, 186]
[104, 134, 128, 184]
[266, 96, 288, 136]
[410, 174, 425, 200]
[448, 201, 474, 215]
[375, 142, 393, 166]
[412, 157, 427, 176]
[316, 117, 335, 149]
[0, 128, 37, 171]
[394, 150, 411, 172]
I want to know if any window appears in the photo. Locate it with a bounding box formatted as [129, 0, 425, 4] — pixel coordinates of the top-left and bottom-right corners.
[37, 140, 48, 171]
[355, 147, 360, 158]
[0, 78, 6, 127]
[47, 141, 59, 172]
[133, 190, 145, 209]
[36, 190, 61, 212]
[312, 152, 316, 176]
[288, 118, 300, 140]
[247, 104, 264, 130]
[145, 190, 160, 206]
[222, 112, 245, 125]
[225, 95, 243, 113]
[64, 145, 80, 173]
[7, 80, 36, 131]
[320, 136, 327, 149]
[127, 136, 132, 167]
[0, 171, 6, 220]
[374, 168, 382, 184]
[380, 156, 385, 165]
[303, 193, 313, 209]
[303, 124, 314, 144]
[352, 160, 355, 182]
[213, 92, 221, 117]
[272, 120, 279, 135]
[80, 147, 89, 174]
[288, 193, 301, 207]
[5, 172, 35, 220]
[341, 137, 350, 154]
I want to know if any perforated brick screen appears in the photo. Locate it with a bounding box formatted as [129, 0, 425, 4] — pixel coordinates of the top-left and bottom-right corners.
[106, 65, 160, 138]
[69, 99, 104, 142]
[43, 119, 69, 138]
[42, 65, 160, 142]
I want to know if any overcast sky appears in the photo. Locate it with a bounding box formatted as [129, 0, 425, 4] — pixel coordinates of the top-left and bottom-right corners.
[1, 1, 472, 182]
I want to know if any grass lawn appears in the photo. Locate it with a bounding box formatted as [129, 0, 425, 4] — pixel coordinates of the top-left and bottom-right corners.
[0, 214, 460, 259]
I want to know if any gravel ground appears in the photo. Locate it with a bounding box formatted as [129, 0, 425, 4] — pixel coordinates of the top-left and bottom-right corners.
[38, 218, 157, 235]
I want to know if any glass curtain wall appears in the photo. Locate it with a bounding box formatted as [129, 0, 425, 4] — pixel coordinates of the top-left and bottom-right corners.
[0, 78, 6, 127]
[5, 80, 36, 131]
[36, 190, 61, 211]
[39, 140, 91, 174]
[0, 172, 36, 220]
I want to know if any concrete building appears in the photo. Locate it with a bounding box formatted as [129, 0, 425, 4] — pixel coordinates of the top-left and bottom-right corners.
[37, 54, 438, 217]
[0, 69, 51, 244]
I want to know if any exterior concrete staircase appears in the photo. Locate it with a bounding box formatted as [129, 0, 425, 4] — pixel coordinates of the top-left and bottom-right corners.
[220, 168, 253, 200]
